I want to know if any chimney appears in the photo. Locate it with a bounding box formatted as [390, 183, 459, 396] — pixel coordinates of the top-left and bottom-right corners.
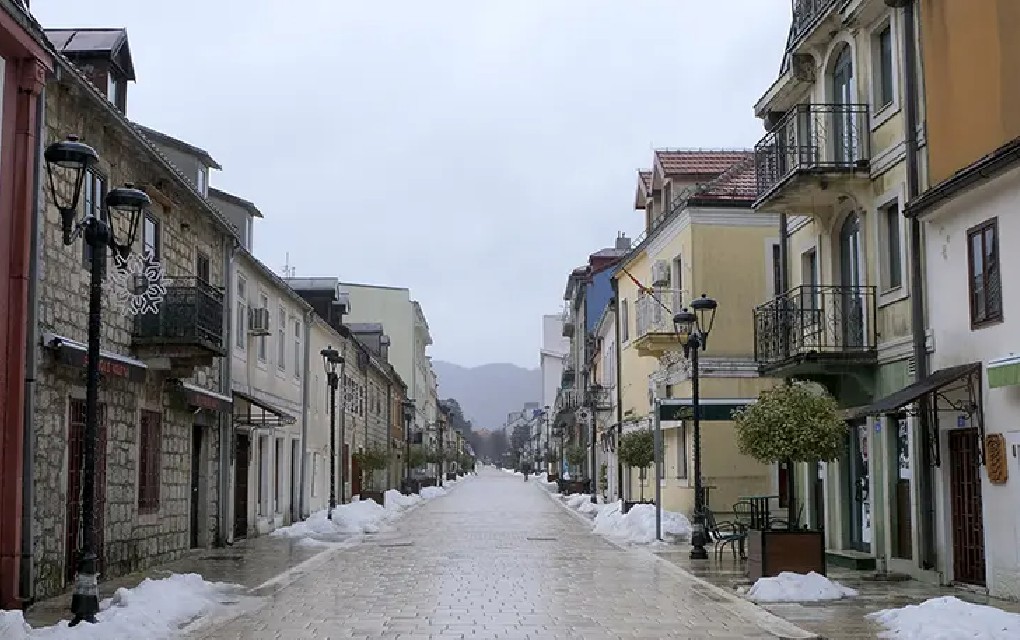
[615, 232, 632, 251]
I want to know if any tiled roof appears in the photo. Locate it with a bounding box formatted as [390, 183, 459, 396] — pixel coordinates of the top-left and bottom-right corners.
[654, 149, 753, 177]
[638, 170, 652, 195]
[694, 154, 757, 202]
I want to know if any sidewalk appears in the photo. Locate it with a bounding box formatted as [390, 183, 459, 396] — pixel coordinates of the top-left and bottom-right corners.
[653, 549, 1020, 639]
[24, 532, 334, 628]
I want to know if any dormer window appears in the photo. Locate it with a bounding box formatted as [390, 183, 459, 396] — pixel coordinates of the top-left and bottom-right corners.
[196, 166, 207, 195]
[106, 71, 126, 112]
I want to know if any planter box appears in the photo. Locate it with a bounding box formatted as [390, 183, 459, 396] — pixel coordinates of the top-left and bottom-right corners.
[400, 478, 421, 495]
[546, 473, 559, 484]
[622, 500, 653, 514]
[559, 479, 590, 495]
[420, 476, 438, 488]
[446, 472, 457, 481]
[746, 529, 826, 581]
[359, 490, 386, 505]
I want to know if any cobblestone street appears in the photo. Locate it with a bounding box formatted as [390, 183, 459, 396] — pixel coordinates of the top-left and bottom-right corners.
[186, 469, 812, 639]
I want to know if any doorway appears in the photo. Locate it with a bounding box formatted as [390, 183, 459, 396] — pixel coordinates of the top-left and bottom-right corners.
[831, 44, 856, 165]
[949, 428, 985, 586]
[233, 433, 250, 540]
[66, 400, 107, 585]
[845, 421, 871, 552]
[839, 212, 865, 349]
[290, 440, 300, 522]
[190, 425, 203, 549]
[351, 448, 362, 498]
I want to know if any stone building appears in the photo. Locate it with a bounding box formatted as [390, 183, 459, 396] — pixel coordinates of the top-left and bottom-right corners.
[31, 29, 234, 599]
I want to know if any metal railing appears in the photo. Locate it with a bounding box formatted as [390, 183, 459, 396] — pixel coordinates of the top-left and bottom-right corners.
[561, 305, 575, 337]
[588, 385, 614, 412]
[133, 276, 225, 352]
[754, 103, 870, 200]
[790, 0, 840, 47]
[635, 288, 686, 339]
[753, 284, 877, 369]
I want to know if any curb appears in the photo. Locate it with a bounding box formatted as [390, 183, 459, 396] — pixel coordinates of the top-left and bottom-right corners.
[541, 489, 820, 640]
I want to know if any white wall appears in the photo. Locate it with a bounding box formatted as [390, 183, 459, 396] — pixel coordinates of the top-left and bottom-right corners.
[540, 314, 569, 410]
[924, 164, 1020, 599]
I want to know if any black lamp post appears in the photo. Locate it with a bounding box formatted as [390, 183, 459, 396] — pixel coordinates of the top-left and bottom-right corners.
[401, 399, 415, 491]
[437, 416, 445, 487]
[673, 293, 718, 561]
[320, 346, 342, 519]
[45, 135, 150, 626]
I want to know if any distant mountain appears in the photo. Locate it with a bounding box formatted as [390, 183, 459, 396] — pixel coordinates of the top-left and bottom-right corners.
[432, 361, 541, 429]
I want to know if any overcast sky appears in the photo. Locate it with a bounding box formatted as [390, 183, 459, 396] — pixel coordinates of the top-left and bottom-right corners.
[32, 0, 791, 369]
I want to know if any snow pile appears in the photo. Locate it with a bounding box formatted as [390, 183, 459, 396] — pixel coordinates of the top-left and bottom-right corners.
[565, 493, 591, 509]
[383, 489, 421, 513]
[592, 501, 691, 544]
[867, 596, 1020, 639]
[745, 571, 858, 603]
[0, 573, 242, 639]
[420, 485, 446, 500]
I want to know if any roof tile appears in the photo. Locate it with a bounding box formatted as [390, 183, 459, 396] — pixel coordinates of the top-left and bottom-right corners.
[655, 149, 752, 177]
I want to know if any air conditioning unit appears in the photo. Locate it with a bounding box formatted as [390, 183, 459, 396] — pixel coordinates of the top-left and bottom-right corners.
[651, 260, 671, 287]
[248, 307, 270, 336]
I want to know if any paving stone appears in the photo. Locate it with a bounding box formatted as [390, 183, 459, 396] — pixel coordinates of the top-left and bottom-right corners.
[186, 469, 812, 639]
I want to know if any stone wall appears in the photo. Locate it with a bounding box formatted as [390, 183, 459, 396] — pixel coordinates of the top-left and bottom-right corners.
[32, 74, 230, 599]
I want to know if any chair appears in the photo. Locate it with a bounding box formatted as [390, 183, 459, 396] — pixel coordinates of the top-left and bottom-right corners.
[705, 509, 747, 559]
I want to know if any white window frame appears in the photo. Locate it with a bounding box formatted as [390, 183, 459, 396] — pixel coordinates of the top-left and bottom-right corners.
[620, 299, 630, 343]
[277, 305, 286, 371]
[764, 238, 782, 299]
[869, 11, 901, 131]
[874, 185, 910, 307]
[257, 292, 269, 363]
[293, 319, 302, 378]
[196, 166, 207, 196]
[235, 274, 247, 352]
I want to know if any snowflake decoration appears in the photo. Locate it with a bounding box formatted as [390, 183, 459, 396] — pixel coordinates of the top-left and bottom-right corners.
[109, 249, 166, 316]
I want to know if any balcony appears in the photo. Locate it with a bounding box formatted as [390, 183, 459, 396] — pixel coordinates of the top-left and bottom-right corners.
[789, 0, 841, 50]
[632, 288, 686, 357]
[562, 307, 575, 337]
[753, 284, 877, 375]
[753, 103, 870, 214]
[588, 385, 614, 413]
[561, 365, 576, 387]
[132, 276, 226, 373]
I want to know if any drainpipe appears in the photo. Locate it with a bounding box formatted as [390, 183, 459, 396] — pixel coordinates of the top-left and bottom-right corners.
[298, 308, 313, 518]
[218, 240, 237, 545]
[900, 0, 936, 571]
[19, 84, 45, 606]
[611, 278, 624, 502]
[386, 381, 393, 490]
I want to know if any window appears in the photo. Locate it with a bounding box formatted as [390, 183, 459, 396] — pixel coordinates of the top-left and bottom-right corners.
[875, 24, 894, 108]
[257, 436, 268, 515]
[107, 72, 122, 110]
[235, 275, 247, 350]
[621, 300, 630, 342]
[274, 438, 284, 513]
[257, 293, 268, 362]
[293, 320, 302, 377]
[676, 423, 688, 479]
[881, 201, 903, 290]
[138, 410, 162, 514]
[311, 453, 320, 497]
[968, 218, 1002, 327]
[82, 170, 107, 264]
[277, 306, 286, 371]
[672, 255, 683, 295]
[196, 167, 207, 196]
[771, 243, 783, 296]
[196, 251, 210, 284]
[800, 248, 819, 312]
[143, 214, 160, 260]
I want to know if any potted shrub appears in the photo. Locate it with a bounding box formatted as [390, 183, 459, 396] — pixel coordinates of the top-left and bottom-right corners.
[619, 429, 654, 513]
[562, 444, 589, 494]
[421, 448, 442, 487]
[353, 445, 390, 504]
[444, 451, 458, 481]
[733, 380, 847, 580]
[401, 445, 427, 494]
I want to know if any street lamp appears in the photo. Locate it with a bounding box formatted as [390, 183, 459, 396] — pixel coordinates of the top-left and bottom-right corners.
[45, 135, 150, 626]
[673, 293, 718, 561]
[401, 399, 416, 492]
[437, 416, 445, 487]
[320, 346, 343, 519]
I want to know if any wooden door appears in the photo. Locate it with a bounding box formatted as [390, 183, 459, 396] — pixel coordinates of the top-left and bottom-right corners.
[66, 400, 106, 584]
[233, 433, 249, 539]
[949, 428, 985, 586]
[351, 448, 362, 498]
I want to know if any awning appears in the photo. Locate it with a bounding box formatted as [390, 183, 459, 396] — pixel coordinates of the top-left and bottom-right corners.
[42, 332, 147, 383]
[844, 362, 982, 421]
[175, 381, 233, 414]
[988, 355, 1020, 389]
[657, 398, 756, 422]
[233, 390, 297, 427]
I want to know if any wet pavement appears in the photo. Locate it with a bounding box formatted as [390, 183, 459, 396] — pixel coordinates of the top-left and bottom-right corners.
[25, 531, 331, 628]
[655, 545, 1020, 639]
[186, 468, 814, 639]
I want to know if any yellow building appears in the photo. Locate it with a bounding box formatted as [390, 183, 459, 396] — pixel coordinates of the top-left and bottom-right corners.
[612, 150, 781, 516]
[750, 0, 924, 573]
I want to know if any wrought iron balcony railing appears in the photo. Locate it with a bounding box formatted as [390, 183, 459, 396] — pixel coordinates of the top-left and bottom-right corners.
[753, 284, 876, 370]
[790, 0, 840, 48]
[588, 385, 614, 412]
[635, 287, 686, 340]
[754, 103, 870, 201]
[133, 276, 226, 355]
